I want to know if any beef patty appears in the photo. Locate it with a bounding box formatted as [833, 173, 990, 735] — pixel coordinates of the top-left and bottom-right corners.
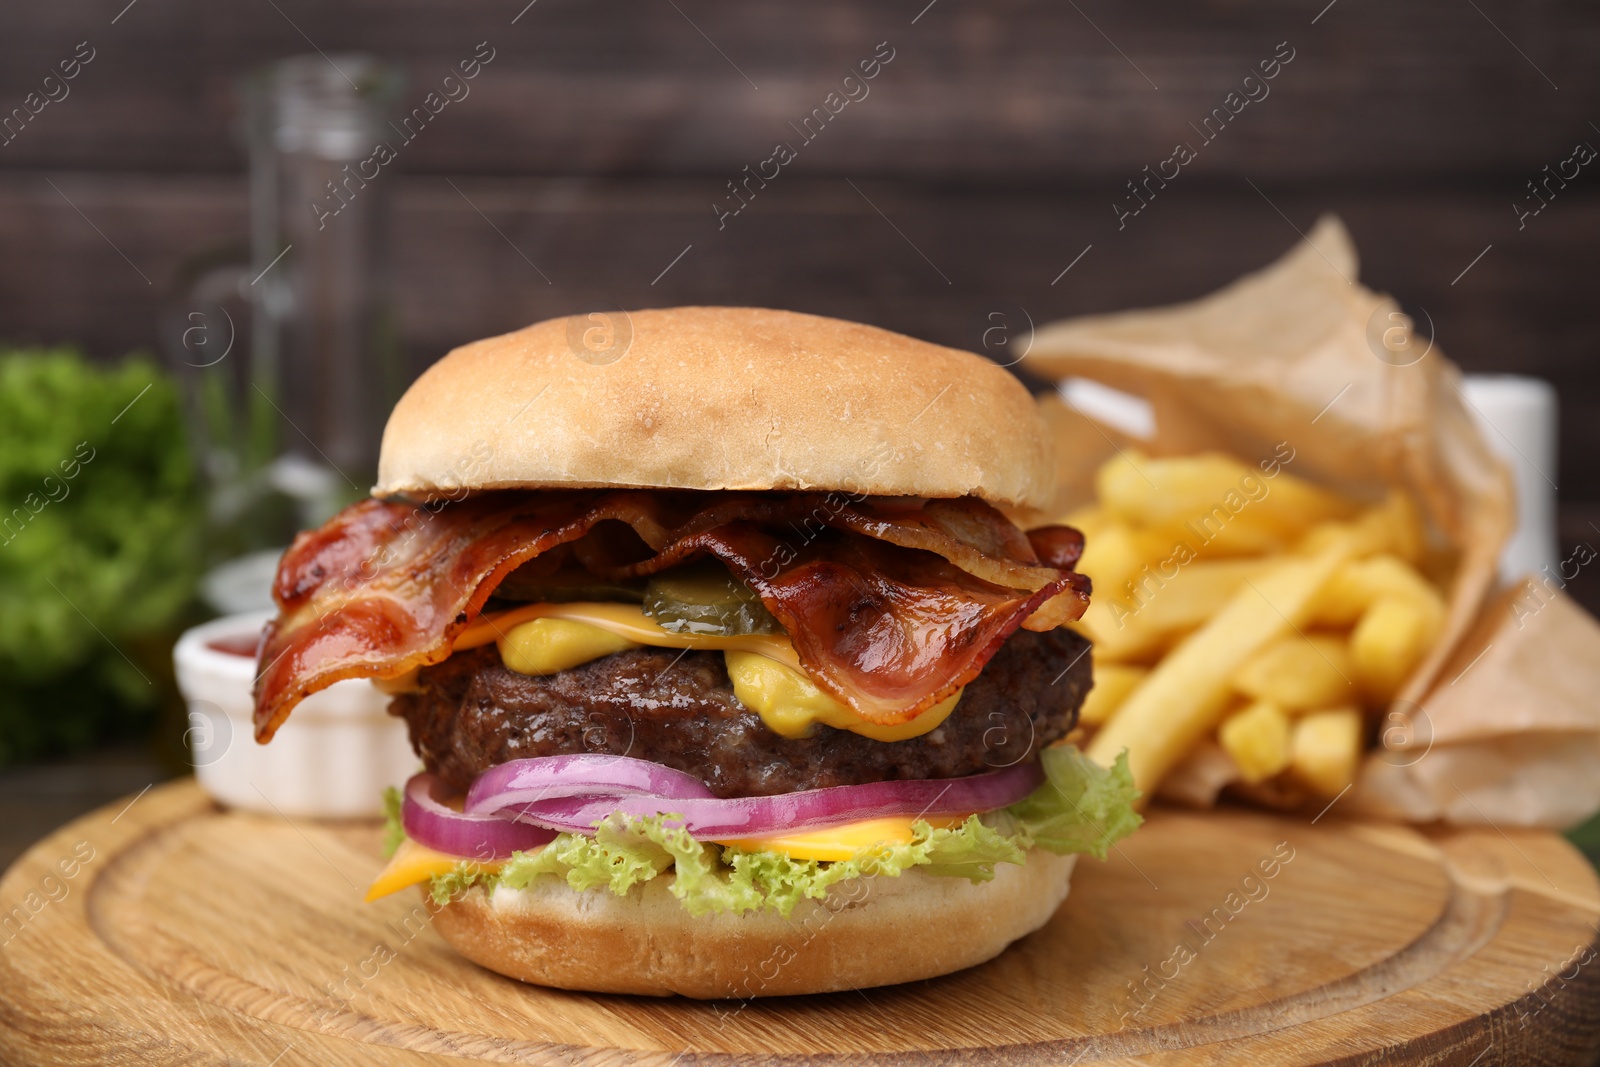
[392, 627, 1092, 798]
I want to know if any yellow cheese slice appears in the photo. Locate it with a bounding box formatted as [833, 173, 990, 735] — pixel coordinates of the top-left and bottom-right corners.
[365, 838, 503, 902]
[456, 601, 804, 671]
[366, 815, 973, 900]
[717, 815, 967, 862]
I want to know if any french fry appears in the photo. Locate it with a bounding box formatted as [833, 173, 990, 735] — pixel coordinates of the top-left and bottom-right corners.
[1218, 700, 1292, 783]
[1073, 448, 1442, 808]
[1097, 450, 1356, 534]
[1079, 661, 1148, 727]
[1068, 520, 1165, 662]
[1064, 604, 1129, 661]
[1059, 504, 1112, 543]
[1074, 558, 1272, 663]
[1378, 490, 1426, 564]
[1131, 558, 1273, 636]
[1233, 632, 1357, 711]
[1309, 554, 1446, 630]
[1300, 490, 1424, 563]
[1086, 534, 1355, 800]
[1075, 522, 1159, 605]
[1289, 707, 1364, 797]
[1142, 512, 1296, 561]
[1350, 596, 1440, 703]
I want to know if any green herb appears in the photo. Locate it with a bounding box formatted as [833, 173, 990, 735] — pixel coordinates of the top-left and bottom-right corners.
[0, 348, 203, 764]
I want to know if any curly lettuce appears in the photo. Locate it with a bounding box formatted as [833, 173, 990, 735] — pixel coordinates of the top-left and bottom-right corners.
[0, 348, 203, 763]
[417, 746, 1141, 917]
[382, 786, 406, 858]
[1002, 744, 1145, 859]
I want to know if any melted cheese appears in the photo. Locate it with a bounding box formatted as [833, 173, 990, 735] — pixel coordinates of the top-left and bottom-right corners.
[723, 651, 960, 741]
[456, 601, 802, 671]
[464, 603, 955, 742]
[497, 617, 642, 675]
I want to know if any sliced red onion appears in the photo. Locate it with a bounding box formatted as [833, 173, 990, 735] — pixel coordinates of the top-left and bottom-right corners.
[402, 772, 556, 860]
[467, 756, 1043, 840]
[464, 753, 715, 816]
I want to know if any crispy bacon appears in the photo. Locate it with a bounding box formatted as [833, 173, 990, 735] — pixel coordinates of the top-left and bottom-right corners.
[613, 524, 1086, 720]
[253, 491, 1089, 741]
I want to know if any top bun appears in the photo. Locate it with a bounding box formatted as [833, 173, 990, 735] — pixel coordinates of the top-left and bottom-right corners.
[375, 307, 1053, 508]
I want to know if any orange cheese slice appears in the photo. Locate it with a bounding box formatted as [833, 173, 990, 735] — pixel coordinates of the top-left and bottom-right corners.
[364, 838, 503, 902]
[364, 815, 970, 900]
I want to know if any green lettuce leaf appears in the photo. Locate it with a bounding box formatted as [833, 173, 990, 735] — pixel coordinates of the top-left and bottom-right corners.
[499, 815, 679, 896]
[381, 786, 404, 859]
[430, 862, 493, 906]
[419, 746, 1142, 916]
[463, 814, 1020, 919]
[1004, 746, 1143, 860]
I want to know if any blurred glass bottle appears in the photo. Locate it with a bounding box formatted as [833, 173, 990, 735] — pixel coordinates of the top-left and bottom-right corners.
[163, 54, 402, 610]
[247, 54, 404, 490]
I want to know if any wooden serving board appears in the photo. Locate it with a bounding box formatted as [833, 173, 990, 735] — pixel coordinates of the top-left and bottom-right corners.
[2, 780, 1598, 1066]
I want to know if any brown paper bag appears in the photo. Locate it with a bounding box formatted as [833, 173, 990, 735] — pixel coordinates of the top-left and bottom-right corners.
[1354, 579, 1600, 827]
[1026, 216, 1600, 828]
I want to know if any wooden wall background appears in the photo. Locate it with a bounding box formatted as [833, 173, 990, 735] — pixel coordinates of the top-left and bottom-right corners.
[2, 0, 1597, 563]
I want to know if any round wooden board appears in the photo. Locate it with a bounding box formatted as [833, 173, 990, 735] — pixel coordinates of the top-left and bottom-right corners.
[2, 780, 1598, 1066]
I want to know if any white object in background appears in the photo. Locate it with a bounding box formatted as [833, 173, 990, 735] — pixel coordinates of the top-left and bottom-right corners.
[174, 611, 418, 818]
[1460, 375, 1560, 583]
[200, 549, 285, 615]
[1057, 377, 1156, 440]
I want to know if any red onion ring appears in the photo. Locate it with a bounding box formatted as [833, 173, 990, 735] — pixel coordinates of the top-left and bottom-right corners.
[467, 756, 1043, 840]
[402, 772, 556, 860]
[464, 753, 715, 816]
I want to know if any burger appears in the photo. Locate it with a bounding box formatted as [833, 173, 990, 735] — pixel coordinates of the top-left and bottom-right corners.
[253, 306, 1139, 998]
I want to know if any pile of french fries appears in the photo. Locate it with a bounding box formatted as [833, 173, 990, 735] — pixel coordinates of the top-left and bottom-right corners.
[1064, 450, 1448, 807]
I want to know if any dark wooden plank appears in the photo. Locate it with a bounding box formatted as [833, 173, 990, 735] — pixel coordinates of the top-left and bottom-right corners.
[1, 172, 1596, 492]
[0, 0, 1596, 178]
[1558, 504, 1600, 620]
[0, 747, 168, 876]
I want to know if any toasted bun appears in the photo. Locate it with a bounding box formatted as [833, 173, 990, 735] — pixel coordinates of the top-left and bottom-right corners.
[430, 851, 1075, 998]
[376, 307, 1053, 508]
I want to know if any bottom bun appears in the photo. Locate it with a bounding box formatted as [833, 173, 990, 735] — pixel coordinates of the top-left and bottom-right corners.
[429, 850, 1077, 998]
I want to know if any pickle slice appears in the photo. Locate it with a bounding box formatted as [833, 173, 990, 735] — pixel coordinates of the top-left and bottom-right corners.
[643, 560, 782, 636]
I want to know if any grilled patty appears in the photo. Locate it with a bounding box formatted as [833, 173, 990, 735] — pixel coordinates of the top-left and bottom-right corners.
[392, 627, 1092, 798]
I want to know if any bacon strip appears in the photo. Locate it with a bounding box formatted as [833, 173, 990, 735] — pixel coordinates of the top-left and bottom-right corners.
[253, 491, 1089, 741]
[612, 523, 1085, 720]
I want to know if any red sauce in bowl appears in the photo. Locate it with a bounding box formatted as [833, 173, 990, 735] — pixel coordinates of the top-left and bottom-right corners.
[206, 634, 262, 658]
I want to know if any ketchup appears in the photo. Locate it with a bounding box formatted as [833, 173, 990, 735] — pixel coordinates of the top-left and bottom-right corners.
[206, 633, 262, 658]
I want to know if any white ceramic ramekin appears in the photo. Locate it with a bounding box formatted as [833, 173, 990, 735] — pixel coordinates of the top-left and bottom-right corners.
[173, 610, 419, 818]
